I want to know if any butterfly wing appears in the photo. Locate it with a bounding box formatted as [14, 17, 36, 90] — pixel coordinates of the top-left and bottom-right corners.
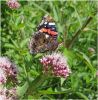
[29, 15, 58, 54]
[45, 36, 58, 51]
[29, 32, 58, 54]
[29, 32, 47, 54]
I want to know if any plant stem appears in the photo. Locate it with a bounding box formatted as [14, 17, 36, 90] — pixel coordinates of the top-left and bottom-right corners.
[67, 12, 96, 49]
[63, 32, 67, 47]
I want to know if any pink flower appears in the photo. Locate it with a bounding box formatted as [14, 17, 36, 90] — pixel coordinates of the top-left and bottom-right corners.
[0, 57, 17, 84]
[0, 88, 7, 100]
[7, 88, 18, 100]
[0, 87, 17, 100]
[40, 53, 71, 78]
[0, 68, 7, 84]
[6, 0, 20, 9]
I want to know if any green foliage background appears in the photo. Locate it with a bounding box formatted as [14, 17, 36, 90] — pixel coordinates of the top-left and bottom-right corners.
[1, 0, 97, 99]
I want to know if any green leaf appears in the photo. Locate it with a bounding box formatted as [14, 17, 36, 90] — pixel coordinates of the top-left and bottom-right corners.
[63, 48, 76, 66]
[11, 39, 19, 48]
[76, 51, 95, 72]
[4, 43, 15, 49]
[61, 78, 65, 86]
[70, 73, 79, 90]
[39, 88, 72, 95]
[20, 38, 29, 48]
[17, 23, 25, 29]
[75, 92, 89, 100]
[34, 53, 43, 59]
[27, 74, 48, 94]
[17, 81, 29, 98]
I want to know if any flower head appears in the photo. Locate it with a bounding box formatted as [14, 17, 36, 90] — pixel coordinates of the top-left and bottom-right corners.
[6, 0, 20, 9]
[7, 88, 18, 100]
[0, 68, 7, 84]
[40, 53, 71, 78]
[0, 57, 17, 84]
[0, 88, 7, 100]
[0, 87, 17, 100]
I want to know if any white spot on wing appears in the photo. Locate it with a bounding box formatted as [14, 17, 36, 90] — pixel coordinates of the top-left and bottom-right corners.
[44, 22, 48, 24]
[49, 23, 55, 25]
[45, 34, 49, 39]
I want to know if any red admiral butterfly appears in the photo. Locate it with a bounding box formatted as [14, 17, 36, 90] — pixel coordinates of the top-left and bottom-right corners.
[29, 15, 58, 54]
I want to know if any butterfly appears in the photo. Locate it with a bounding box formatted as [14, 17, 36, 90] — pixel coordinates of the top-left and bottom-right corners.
[29, 15, 58, 54]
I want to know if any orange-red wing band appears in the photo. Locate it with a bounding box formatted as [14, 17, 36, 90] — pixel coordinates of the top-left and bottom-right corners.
[40, 28, 57, 36]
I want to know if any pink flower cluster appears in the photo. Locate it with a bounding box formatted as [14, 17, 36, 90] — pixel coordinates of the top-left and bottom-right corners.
[0, 57, 17, 84]
[40, 53, 71, 78]
[0, 88, 17, 100]
[6, 0, 20, 9]
[0, 88, 7, 100]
